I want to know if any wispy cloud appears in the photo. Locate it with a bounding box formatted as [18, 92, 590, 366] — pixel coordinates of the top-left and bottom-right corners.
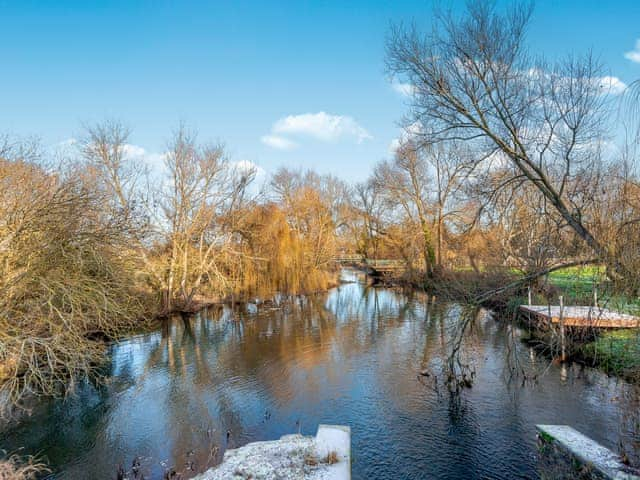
[625, 39, 640, 63]
[262, 112, 372, 149]
[56, 138, 77, 147]
[117, 143, 167, 171]
[391, 81, 416, 97]
[51, 139, 168, 169]
[388, 121, 424, 154]
[526, 68, 627, 96]
[260, 134, 298, 150]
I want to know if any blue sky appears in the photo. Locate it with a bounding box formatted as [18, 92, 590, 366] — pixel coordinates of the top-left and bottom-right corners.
[1, 0, 640, 181]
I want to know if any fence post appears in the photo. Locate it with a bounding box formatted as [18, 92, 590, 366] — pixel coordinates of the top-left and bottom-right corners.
[559, 295, 566, 362]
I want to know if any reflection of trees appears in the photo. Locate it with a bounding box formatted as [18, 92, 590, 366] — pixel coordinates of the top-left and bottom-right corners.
[6, 279, 640, 479]
[125, 285, 640, 478]
[115, 311, 247, 478]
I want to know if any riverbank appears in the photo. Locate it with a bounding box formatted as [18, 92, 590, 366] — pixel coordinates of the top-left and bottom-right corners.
[518, 266, 640, 382]
[578, 330, 640, 382]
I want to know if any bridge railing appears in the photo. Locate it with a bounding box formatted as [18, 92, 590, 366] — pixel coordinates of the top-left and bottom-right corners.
[333, 256, 408, 272]
[333, 254, 365, 263]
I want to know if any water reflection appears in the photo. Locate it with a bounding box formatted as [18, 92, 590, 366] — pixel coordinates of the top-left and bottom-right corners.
[1, 271, 638, 479]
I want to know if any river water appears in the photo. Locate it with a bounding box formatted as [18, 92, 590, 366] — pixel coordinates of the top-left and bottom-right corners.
[2, 270, 638, 479]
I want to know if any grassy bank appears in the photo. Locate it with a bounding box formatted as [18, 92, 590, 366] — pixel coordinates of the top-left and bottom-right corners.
[418, 264, 640, 382]
[548, 266, 640, 315]
[528, 265, 640, 381]
[579, 330, 640, 381]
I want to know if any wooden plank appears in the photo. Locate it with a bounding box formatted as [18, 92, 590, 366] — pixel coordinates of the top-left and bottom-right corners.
[519, 305, 640, 328]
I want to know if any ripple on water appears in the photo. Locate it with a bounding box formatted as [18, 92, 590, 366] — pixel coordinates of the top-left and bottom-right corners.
[1, 278, 638, 479]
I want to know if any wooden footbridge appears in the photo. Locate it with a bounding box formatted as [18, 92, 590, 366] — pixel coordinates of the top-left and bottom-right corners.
[520, 305, 640, 328]
[334, 255, 407, 277]
[520, 297, 640, 362]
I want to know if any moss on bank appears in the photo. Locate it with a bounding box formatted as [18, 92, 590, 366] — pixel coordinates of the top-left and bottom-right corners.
[579, 329, 640, 380]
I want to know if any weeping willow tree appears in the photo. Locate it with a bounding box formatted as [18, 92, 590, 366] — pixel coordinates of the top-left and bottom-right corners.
[230, 202, 339, 298]
[222, 168, 346, 298]
[0, 151, 148, 410]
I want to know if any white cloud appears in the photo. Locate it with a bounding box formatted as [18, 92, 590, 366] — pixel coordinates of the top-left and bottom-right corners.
[625, 39, 640, 63]
[260, 134, 298, 150]
[391, 82, 416, 97]
[233, 159, 265, 176]
[143, 152, 168, 170]
[597, 76, 627, 95]
[122, 144, 147, 157]
[270, 112, 372, 143]
[388, 121, 424, 154]
[526, 66, 626, 96]
[56, 138, 77, 147]
[50, 138, 78, 159]
[231, 160, 267, 196]
[118, 143, 167, 170]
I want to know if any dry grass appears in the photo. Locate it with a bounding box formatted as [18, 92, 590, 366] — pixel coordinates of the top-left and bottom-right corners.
[323, 451, 339, 465]
[0, 453, 49, 480]
[304, 451, 340, 467]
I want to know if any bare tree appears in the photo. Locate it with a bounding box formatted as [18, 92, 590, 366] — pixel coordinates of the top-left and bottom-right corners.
[423, 141, 473, 267]
[351, 179, 385, 259]
[374, 143, 436, 275]
[159, 126, 253, 311]
[386, 0, 621, 276]
[0, 138, 147, 409]
[79, 119, 147, 219]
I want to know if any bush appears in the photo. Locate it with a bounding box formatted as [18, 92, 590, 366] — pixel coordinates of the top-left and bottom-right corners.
[0, 159, 149, 411]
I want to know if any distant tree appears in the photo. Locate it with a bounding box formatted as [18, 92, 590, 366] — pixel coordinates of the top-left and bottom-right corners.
[374, 143, 436, 275]
[79, 119, 144, 217]
[351, 179, 385, 259]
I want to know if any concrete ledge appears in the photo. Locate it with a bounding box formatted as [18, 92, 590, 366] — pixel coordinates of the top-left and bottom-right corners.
[537, 425, 640, 479]
[194, 424, 351, 479]
[315, 425, 351, 479]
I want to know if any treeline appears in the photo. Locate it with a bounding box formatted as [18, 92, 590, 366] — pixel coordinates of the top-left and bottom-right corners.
[0, 125, 350, 410]
[350, 136, 640, 291]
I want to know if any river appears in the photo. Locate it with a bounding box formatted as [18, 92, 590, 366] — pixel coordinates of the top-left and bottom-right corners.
[1, 270, 638, 479]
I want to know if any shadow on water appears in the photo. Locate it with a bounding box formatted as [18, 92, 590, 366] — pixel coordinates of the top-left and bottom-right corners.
[1, 269, 639, 479]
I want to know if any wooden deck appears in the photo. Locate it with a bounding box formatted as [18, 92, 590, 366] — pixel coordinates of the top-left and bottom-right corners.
[520, 305, 640, 328]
